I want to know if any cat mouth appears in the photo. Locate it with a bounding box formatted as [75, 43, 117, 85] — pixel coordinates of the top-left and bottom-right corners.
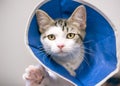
[58, 49, 68, 53]
[51, 50, 71, 57]
[56, 50, 69, 55]
[58, 50, 64, 53]
[50, 49, 71, 56]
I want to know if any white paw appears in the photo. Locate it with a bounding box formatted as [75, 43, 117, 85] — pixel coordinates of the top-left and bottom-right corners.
[69, 70, 76, 76]
[23, 65, 45, 84]
[64, 64, 76, 76]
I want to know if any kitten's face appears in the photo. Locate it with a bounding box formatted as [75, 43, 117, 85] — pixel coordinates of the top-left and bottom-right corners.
[36, 6, 86, 57]
[41, 20, 83, 57]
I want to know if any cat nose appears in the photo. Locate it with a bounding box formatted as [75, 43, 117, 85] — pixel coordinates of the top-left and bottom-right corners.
[57, 45, 64, 49]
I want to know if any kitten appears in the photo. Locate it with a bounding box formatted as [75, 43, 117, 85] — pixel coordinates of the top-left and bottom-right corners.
[36, 5, 86, 76]
[23, 5, 86, 86]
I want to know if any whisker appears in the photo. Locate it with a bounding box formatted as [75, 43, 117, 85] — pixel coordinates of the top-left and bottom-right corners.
[82, 40, 94, 44]
[82, 51, 94, 56]
[34, 50, 45, 54]
[33, 49, 49, 63]
[44, 49, 53, 63]
[43, 54, 48, 63]
[39, 48, 45, 51]
[81, 47, 94, 53]
[83, 56, 90, 67]
[48, 55, 52, 63]
[39, 47, 44, 49]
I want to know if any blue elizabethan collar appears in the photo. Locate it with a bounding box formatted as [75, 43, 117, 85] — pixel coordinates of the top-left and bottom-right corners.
[27, 0, 117, 85]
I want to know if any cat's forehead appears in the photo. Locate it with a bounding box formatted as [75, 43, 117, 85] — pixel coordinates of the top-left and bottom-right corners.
[53, 19, 78, 32]
[43, 19, 79, 35]
[54, 19, 67, 27]
[46, 26, 63, 34]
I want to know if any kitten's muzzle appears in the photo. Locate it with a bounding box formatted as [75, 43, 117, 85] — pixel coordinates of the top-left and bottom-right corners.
[57, 44, 64, 49]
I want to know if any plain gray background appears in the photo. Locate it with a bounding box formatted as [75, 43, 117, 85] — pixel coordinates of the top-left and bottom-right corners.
[0, 0, 120, 86]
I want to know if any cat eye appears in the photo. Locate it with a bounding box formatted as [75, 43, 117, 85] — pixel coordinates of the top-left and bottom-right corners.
[47, 34, 56, 40]
[66, 33, 75, 39]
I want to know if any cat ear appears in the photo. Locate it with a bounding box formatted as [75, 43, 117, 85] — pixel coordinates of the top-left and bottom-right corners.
[36, 10, 54, 33]
[68, 5, 86, 30]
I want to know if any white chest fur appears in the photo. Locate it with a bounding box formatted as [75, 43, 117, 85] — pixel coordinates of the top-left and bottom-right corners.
[52, 45, 84, 76]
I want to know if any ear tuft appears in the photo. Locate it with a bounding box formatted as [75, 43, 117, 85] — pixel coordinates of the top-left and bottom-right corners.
[68, 5, 86, 30]
[36, 10, 54, 33]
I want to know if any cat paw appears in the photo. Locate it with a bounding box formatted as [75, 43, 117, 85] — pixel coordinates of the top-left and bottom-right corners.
[63, 63, 76, 77]
[69, 70, 76, 76]
[65, 64, 76, 76]
[23, 65, 45, 85]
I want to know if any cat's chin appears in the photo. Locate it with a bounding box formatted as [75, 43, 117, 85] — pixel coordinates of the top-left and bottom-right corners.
[52, 51, 70, 57]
